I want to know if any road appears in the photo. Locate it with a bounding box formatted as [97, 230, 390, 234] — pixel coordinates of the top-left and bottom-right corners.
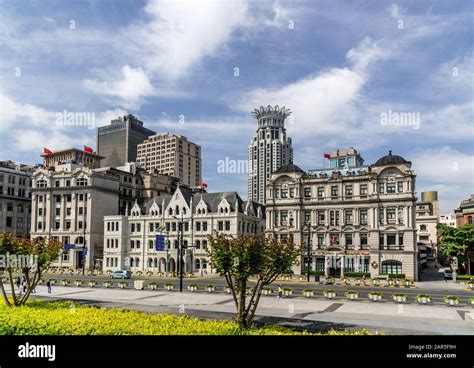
[21, 273, 473, 306]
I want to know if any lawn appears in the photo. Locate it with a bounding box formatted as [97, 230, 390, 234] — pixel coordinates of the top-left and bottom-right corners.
[0, 300, 372, 335]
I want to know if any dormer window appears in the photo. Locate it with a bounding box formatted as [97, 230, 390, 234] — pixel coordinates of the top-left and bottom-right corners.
[77, 178, 88, 186]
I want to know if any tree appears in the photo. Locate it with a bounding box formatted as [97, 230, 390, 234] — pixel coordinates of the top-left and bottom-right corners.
[0, 232, 63, 307]
[206, 234, 300, 330]
[437, 223, 474, 274]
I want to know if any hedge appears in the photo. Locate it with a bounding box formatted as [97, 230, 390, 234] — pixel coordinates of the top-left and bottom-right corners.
[344, 272, 371, 278]
[380, 273, 406, 279]
[0, 300, 373, 336]
[456, 275, 473, 280]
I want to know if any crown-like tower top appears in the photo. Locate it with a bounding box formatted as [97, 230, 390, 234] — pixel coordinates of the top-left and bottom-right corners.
[251, 105, 292, 119]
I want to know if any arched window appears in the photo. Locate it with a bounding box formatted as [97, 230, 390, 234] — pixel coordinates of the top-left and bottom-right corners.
[130, 258, 134, 267]
[148, 258, 153, 267]
[182, 207, 186, 215]
[381, 260, 402, 275]
[169, 208, 173, 215]
[135, 258, 140, 267]
[195, 240, 201, 249]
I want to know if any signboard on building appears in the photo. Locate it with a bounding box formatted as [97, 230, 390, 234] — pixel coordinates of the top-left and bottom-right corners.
[155, 235, 166, 251]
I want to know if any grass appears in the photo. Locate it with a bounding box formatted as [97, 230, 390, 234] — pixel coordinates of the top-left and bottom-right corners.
[0, 300, 373, 335]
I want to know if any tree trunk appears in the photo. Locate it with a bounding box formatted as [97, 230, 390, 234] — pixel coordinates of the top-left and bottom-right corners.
[236, 279, 247, 329]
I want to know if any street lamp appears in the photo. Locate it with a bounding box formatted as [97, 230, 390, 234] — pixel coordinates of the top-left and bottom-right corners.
[303, 222, 312, 282]
[173, 209, 190, 292]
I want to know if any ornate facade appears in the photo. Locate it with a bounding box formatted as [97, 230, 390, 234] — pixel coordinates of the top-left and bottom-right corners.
[265, 148, 419, 280]
[248, 105, 293, 204]
[103, 185, 265, 274]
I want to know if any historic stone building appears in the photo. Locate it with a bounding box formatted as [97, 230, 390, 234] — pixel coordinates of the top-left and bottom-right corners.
[30, 157, 178, 270]
[248, 105, 293, 204]
[102, 185, 265, 274]
[454, 194, 474, 274]
[0, 161, 36, 237]
[265, 148, 419, 280]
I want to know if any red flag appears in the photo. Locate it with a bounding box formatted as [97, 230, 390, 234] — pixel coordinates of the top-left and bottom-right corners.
[201, 182, 208, 188]
[44, 148, 53, 156]
[83, 145, 94, 153]
[323, 153, 331, 159]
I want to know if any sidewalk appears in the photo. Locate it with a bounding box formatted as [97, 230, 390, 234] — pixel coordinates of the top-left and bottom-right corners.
[7, 284, 473, 335]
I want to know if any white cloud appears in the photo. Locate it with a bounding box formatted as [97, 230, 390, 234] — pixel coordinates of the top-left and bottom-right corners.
[411, 147, 474, 185]
[83, 65, 155, 110]
[125, 0, 249, 80]
[235, 37, 385, 139]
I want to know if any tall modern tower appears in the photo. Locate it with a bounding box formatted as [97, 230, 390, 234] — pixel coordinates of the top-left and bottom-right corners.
[248, 105, 293, 204]
[97, 114, 156, 168]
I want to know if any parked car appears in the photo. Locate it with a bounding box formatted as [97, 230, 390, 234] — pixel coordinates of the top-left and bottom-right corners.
[111, 270, 132, 279]
[443, 268, 453, 281]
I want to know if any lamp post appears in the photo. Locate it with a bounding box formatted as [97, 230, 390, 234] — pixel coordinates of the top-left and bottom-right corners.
[303, 222, 312, 282]
[173, 210, 190, 292]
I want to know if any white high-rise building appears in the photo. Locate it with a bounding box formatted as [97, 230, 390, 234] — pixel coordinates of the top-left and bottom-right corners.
[248, 105, 293, 204]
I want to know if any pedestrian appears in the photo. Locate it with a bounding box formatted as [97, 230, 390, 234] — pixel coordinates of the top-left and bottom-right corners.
[15, 276, 21, 289]
[46, 280, 52, 293]
[278, 284, 283, 299]
[22, 280, 27, 294]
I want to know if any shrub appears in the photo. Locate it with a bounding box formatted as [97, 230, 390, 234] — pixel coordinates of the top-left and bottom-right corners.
[344, 272, 370, 278]
[380, 273, 406, 279]
[415, 294, 432, 303]
[456, 275, 473, 280]
[0, 300, 374, 335]
[443, 295, 461, 305]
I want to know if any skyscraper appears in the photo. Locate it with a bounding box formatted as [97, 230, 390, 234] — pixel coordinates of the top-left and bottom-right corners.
[97, 114, 155, 168]
[136, 133, 202, 187]
[248, 105, 293, 204]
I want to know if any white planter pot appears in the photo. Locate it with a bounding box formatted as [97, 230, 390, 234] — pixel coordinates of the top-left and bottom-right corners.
[119, 284, 126, 289]
[88, 283, 96, 288]
[225, 288, 231, 294]
[207, 288, 214, 293]
[348, 294, 358, 300]
[326, 293, 335, 299]
[104, 284, 111, 288]
[166, 286, 174, 291]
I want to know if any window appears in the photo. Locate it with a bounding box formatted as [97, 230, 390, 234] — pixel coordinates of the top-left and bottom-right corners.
[360, 184, 368, 196]
[202, 222, 208, 231]
[281, 189, 288, 198]
[387, 183, 396, 193]
[317, 234, 325, 247]
[359, 209, 368, 223]
[136, 240, 140, 249]
[36, 180, 47, 188]
[289, 188, 295, 198]
[379, 234, 384, 245]
[149, 240, 154, 250]
[329, 210, 339, 226]
[378, 182, 384, 193]
[218, 221, 223, 231]
[304, 187, 311, 198]
[281, 211, 288, 222]
[317, 211, 325, 225]
[196, 222, 201, 231]
[399, 234, 404, 246]
[55, 208, 60, 216]
[379, 208, 384, 222]
[344, 210, 353, 223]
[317, 187, 324, 198]
[420, 224, 427, 231]
[360, 233, 368, 247]
[387, 234, 396, 246]
[304, 211, 311, 223]
[397, 182, 403, 192]
[381, 260, 402, 275]
[225, 221, 230, 231]
[345, 233, 353, 246]
[387, 208, 396, 220]
[345, 185, 353, 197]
[331, 186, 338, 198]
[131, 224, 135, 232]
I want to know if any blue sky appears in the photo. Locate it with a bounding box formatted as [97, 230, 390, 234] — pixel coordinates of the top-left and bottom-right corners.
[0, 0, 472, 212]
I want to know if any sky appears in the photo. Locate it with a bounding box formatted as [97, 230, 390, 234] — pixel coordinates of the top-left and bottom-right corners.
[0, 0, 472, 213]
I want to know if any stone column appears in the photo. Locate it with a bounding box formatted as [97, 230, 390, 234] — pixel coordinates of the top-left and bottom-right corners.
[340, 255, 345, 278]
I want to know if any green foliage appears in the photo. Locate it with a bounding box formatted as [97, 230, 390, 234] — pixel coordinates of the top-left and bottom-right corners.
[206, 234, 300, 329]
[344, 272, 371, 278]
[0, 300, 373, 335]
[437, 224, 474, 273]
[380, 273, 406, 279]
[0, 232, 63, 307]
